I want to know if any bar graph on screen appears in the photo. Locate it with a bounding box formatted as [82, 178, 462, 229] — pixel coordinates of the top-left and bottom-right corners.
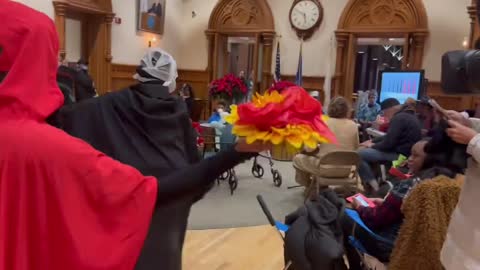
[378, 70, 424, 104]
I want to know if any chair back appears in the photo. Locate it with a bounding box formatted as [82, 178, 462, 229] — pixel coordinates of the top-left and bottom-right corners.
[316, 148, 360, 178]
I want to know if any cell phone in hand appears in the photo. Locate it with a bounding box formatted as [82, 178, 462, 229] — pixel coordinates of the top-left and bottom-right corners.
[346, 193, 376, 208]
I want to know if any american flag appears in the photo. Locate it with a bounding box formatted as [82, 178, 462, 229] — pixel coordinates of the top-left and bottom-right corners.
[274, 41, 281, 82]
[295, 41, 303, 86]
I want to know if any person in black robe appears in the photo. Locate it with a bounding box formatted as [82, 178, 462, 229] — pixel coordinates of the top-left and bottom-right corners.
[49, 48, 264, 270]
[75, 59, 97, 101]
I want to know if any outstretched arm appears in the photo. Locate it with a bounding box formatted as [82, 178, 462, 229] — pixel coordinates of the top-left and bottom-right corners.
[156, 147, 256, 203]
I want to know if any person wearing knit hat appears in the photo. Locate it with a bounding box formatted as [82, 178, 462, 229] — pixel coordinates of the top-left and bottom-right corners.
[358, 97, 422, 192]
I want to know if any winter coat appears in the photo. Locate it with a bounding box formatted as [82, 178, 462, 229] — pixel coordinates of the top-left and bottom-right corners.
[284, 189, 347, 270]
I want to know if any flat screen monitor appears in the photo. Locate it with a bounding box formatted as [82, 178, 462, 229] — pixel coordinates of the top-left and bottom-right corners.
[378, 70, 424, 105]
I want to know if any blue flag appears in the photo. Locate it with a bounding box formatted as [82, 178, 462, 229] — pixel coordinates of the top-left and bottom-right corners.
[295, 41, 303, 86]
[274, 41, 281, 82]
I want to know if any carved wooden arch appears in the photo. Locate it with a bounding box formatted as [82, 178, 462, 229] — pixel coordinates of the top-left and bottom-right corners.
[334, 0, 429, 100]
[53, 0, 114, 94]
[206, 0, 275, 92]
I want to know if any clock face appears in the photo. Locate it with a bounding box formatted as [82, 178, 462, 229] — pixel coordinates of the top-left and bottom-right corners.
[290, 0, 321, 31]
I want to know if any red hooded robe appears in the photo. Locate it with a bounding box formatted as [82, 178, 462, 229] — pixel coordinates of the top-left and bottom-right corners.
[0, 2, 158, 269]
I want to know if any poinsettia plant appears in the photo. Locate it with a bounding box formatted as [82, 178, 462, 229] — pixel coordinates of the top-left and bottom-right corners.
[268, 80, 296, 93]
[192, 122, 204, 147]
[209, 74, 248, 102]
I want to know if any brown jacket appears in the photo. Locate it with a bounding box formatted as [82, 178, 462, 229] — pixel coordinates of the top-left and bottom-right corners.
[388, 175, 463, 270]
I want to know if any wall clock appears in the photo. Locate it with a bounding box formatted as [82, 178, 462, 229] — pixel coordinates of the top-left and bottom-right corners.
[289, 0, 323, 40]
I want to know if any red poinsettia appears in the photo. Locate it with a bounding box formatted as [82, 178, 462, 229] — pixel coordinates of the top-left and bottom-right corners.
[209, 74, 248, 101]
[192, 122, 204, 146]
[268, 80, 296, 93]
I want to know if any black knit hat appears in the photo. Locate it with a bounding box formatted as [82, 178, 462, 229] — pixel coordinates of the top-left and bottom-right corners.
[380, 98, 400, 111]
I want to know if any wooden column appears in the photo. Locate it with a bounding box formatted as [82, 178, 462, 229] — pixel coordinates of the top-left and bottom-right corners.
[344, 33, 357, 99]
[411, 32, 427, 69]
[206, 32, 215, 83]
[334, 32, 348, 98]
[468, 2, 479, 48]
[53, 2, 67, 61]
[252, 33, 260, 94]
[104, 14, 114, 91]
[261, 32, 275, 93]
[87, 15, 112, 94]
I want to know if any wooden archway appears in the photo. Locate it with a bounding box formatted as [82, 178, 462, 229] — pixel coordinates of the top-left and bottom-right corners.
[206, 0, 275, 92]
[334, 0, 429, 100]
[53, 0, 114, 94]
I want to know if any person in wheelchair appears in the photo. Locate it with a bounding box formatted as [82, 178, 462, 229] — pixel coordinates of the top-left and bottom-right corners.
[342, 129, 467, 269]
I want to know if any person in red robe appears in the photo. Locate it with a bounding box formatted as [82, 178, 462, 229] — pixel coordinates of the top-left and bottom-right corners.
[0, 2, 264, 270]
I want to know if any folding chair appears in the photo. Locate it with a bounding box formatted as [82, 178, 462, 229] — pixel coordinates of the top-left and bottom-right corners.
[344, 209, 393, 270]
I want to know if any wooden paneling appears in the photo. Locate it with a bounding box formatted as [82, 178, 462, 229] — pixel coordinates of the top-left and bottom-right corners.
[111, 63, 137, 91]
[111, 64, 210, 98]
[265, 73, 332, 104]
[426, 81, 476, 111]
[177, 69, 210, 99]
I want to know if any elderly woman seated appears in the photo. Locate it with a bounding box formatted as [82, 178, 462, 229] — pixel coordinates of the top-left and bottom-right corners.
[293, 96, 359, 187]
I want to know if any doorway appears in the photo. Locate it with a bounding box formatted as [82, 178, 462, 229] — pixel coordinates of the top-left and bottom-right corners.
[228, 37, 255, 78]
[206, 0, 275, 96]
[353, 38, 406, 94]
[53, 0, 114, 94]
[334, 0, 429, 101]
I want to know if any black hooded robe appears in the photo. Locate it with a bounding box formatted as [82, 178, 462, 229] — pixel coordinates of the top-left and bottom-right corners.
[49, 82, 253, 270]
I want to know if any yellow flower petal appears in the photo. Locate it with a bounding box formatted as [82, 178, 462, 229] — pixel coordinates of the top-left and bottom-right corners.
[246, 135, 258, 144]
[270, 133, 284, 145]
[225, 105, 239, 124]
[304, 138, 318, 149]
[286, 135, 303, 149]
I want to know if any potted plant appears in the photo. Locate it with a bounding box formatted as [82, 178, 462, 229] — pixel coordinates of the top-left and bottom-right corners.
[209, 74, 248, 104]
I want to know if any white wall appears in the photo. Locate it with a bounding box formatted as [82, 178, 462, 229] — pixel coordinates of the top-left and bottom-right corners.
[178, 0, 470, 80]
[422, 0, 471, 80]
[65, 18, 82, 62]
[111, 0, 183, 65]
[15, 0, 472, 81]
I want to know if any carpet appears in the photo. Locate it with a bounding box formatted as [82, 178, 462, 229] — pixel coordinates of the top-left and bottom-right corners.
[188, 158, 305, 230]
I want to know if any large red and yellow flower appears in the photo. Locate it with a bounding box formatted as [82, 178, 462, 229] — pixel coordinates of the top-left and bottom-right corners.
[225, 86, 336, 149]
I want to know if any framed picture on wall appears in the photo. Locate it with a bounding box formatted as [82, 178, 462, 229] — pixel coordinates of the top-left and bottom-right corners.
[137, 0, 166, 35]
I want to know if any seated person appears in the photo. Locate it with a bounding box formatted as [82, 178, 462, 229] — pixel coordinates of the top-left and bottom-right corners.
[293, 96, 359, 186]
[358, 98, 422, 192]
[357, 91, 381, 124]
[342, 131, 467, 268]
[179, 83, 194, 118]
[208, 100, 227, 124]
[416, 98, 442, 136]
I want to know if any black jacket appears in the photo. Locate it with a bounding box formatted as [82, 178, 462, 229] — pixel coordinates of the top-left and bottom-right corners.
[373, 108, 422, 156]
[284, 190, 347, 270]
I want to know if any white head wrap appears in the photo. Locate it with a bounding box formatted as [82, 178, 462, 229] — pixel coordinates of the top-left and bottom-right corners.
[133, 48, 178, 93]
